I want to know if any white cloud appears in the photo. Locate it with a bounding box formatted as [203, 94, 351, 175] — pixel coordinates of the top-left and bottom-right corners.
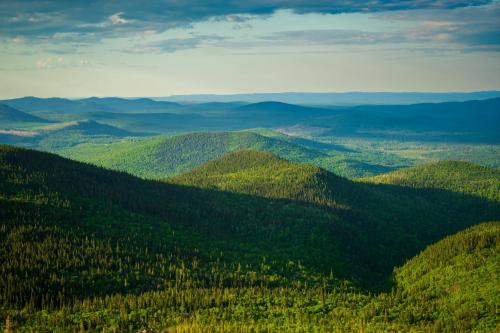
[109, 12, 129, 25]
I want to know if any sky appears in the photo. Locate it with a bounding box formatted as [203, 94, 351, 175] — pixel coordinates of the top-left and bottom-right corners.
[0, 0, 499, 98]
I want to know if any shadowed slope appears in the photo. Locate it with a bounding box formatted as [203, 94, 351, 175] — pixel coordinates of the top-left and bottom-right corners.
[1, 147, 498, 294]
[0, 145, 499, 331]
[0, 104, 51, 123]
[174, 150, 499, 285]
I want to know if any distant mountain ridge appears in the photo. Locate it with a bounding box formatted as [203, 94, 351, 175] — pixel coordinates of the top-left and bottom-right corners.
[79, 97, 181, 112]
[1, 96, 114, 113]
[0, 104, 51, 123]
[157, 91, 500, 105]
[2, 96, 498, 143]
[1, 96, 181, 114]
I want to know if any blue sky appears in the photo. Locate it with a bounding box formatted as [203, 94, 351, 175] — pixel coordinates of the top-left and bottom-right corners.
[0, 0, 499, 98]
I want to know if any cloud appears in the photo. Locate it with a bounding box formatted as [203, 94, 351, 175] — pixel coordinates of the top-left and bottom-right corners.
[109, 12, 129, 25]
[0, 0, 492, 43]
[375, 4, 500, 51]
[261, 30, 403, 45]
[35, 56, 93, 69]
[126, 35, 228, 53]
[248, 3, 500, 52]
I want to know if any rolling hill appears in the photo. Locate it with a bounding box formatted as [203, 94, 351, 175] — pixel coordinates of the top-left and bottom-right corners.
[60, 130, 396, 179]
[0, 104, 51, 123]
[61, 131, 327, 179]
[173, 150, 500, 208]
[234, 101, 328, 114]
[79, 97, 181, 112]
[0, 145, 498, 331]
[0, 120, 137, 150]
[83, 110, 214, 133]
[1, 96, 112, 114]
[318, 98, 500, 142]
[161, 91, 500, 105]
[363, 160, 500, 201]
[1, 96, 181, 114]
[231, 101, 334, 126]
[32, 120, 137, 150]
[172, 150, 335, 206]
[172, 151, 499, 284]
[38, 119, 133, 136]
[3, 97, 499, 144]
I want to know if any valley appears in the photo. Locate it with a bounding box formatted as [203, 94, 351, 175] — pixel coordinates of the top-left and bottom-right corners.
[0, 141, 499, 331]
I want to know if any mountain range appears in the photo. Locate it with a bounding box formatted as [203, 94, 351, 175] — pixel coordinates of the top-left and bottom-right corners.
[2, 97, 498, 143]
[157, 91, 500, 105]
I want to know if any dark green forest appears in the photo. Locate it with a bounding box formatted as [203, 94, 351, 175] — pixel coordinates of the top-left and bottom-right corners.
[1, 145, 499, 332]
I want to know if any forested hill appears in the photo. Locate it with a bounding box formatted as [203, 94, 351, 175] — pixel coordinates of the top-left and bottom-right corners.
[0, 145, 499, 331]
[363, 160, 500, 201]
[61, 131, 325, 179]
[389, 221, 500, 331]
[173, 150, 500, 283]
[174, 150, 500, 208]
[172, 150, 337, 206]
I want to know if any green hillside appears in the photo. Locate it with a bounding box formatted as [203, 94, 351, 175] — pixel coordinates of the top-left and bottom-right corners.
[61, 131, 326, 179]
[386, 221, 500, 331]
[0, 146, 498, 332]
[173, 150, 336, 207]
[0, 120, 136, 151]
[175, 151, 500, 286]
[60, 130, 396, 179]
[34, 120, 135, 150]
[364, 160, 500, 201]
[174, 150, 500, 209]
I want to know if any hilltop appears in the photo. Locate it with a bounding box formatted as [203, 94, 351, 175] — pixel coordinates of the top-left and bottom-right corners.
[232, 101, 333, 126]
[1, 96, 181, 114]
[62, 131, 326, 179]
[0, 104, 51, 124]
[173, 150, 499, 283]
[39, 119, 133, 136]
[175, 150, 500, 207]
[173, 150, 336, 206]
[60, 130, 397, 179]
[79, 97, 181, 112]
[34, 120, 137, 149]
[0, 119, 137, 151]
[1, 96, 113, 114]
